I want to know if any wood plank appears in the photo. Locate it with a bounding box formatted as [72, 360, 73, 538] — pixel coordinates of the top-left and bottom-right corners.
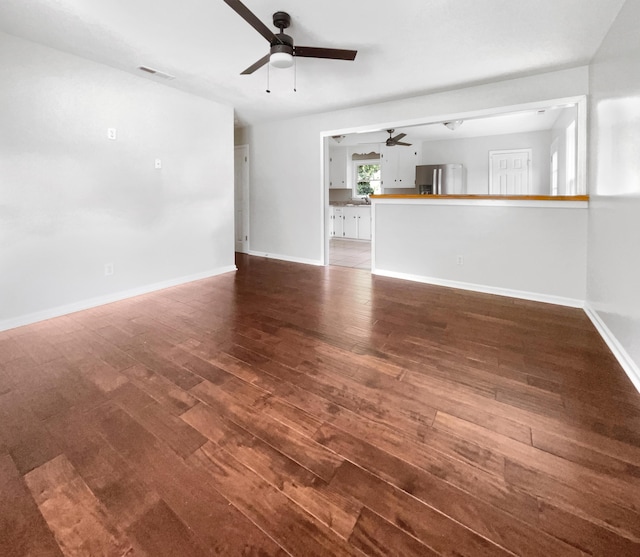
[532, 427, 640, 481]
[349, 507, 440, 557]
[537, 499, 640, 556]
[182, 403, 359, 539]
[328, 460, 513, 557]
[94, 402, 288, 556]
[0, 390, 64, 475]
[0, 453, 64, 557]
[314, 423, 582, 557]
[45, 408, 160, 530]
[433, 411, 640, 513]
[504, 458, 640, 542]
[126, 341, 202, 390]
[191, 379, 343, 482]
[127, 500, 209, 557]
[113, 382, 207, 459]
[119, 363, 199, 415]
[24, 454, 145, 556]
[324, 402, 540, 522]
[76, 358, 129, 393]
[188, 442, 366, 556]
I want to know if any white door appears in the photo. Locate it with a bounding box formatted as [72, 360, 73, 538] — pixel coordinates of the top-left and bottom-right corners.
[489, 149, 532, 195]
[234, 145, 249, 253]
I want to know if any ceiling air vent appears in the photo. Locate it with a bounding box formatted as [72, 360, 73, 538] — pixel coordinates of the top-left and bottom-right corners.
[138, 66, 175, 80]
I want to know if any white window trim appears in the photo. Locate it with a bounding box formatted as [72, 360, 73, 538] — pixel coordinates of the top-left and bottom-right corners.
[353, 158, 382, 198]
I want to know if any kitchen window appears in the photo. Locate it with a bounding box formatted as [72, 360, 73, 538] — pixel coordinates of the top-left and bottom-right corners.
[353, 159, 381, 198]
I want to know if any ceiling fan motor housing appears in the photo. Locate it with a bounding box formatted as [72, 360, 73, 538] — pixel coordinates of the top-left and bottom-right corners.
[272, 11, 291, 30]
[271, 11, 293, 59]
[271, 33, 294, 56]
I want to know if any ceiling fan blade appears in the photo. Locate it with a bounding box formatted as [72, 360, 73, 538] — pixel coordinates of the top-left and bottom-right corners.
[240, 54, 270, 75]
[391, 133, 407, 142]
[396, 141, 412, 146]
[223, 0, 281, 44]
[295, 46, 357, 61]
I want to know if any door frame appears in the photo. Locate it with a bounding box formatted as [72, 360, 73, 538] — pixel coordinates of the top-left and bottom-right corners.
[234, 145, 250, 254]
[488, 148, 532, 195]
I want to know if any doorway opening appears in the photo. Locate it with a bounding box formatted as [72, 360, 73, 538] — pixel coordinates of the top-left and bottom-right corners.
[234, 145, 250, 254]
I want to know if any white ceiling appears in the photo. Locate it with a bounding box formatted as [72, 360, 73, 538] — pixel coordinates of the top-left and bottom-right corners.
[0, 0, 625, 126]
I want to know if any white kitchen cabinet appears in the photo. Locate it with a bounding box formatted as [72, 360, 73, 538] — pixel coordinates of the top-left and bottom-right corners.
[342, 206, 371, 240]
[329, 147, 348, 189]
[343, 207, 359, 238]
[356, 207, 371, 240]
[330, 206, 345, 237]
[380, 144, 422, 189]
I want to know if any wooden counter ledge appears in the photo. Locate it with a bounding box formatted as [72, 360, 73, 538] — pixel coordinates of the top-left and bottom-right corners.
[370, 194, 589, 201]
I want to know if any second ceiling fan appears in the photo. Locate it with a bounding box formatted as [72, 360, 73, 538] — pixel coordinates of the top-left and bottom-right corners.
[223, 0, 358, 74]
[386, 129, 412, 147]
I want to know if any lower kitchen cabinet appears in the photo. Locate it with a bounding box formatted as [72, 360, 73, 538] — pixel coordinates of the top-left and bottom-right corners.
[330, 206, 345, 237]
[343, 206, 371, 240]
[356, 207, 371, 240]
[330, 206, 371, 240]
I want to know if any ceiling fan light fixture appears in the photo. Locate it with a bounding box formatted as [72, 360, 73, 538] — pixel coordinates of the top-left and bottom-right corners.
[444, 120, 463, 131]
[269, 43, 294, 68]
[270, 51, 294, 68]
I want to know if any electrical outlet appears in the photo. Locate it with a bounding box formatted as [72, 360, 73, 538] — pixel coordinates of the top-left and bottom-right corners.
[107, 128, 117, 140]
[155, 158, 162, 169]
[456, 255, 464, 265]
[104, 263, 114, 276]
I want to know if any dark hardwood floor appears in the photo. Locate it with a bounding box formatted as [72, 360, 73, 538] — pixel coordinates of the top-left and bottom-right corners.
[1, 253, 640, 556]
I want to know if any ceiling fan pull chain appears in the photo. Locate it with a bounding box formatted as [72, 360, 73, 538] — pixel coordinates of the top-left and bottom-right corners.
[293, 55, 297, 92]
[266, 63, 271, 93]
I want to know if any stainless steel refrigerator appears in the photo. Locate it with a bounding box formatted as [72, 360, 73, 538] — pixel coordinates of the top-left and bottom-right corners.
[416, 164, 464, 194]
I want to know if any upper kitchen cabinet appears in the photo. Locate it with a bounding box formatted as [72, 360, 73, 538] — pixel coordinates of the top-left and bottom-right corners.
[380, 144, 422, 189]
[329, 146, 348, 189]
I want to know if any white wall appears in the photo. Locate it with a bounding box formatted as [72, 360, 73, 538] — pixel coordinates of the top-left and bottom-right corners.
[374, 201, 587, 305]
[421, 130, 551, 194]
[550, 109, 577, 195]
[247, 66, 589, 263]
[0, 32, 235, 329]
[587, 0, 640, 387]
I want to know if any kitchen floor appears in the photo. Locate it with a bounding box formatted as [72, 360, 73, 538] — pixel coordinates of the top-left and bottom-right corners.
[329, 238, 371, 269]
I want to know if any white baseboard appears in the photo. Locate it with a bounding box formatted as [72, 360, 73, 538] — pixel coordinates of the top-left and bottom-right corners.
[248, 250, 323, 267]
[371, 268, 585, 308]
[0, 265, 237, 333]
[584, 304, 640, 394]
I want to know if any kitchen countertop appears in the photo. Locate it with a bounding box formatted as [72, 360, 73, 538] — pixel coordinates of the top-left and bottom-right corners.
[369, 194, 589, 201]
[369, 194, 588, 209]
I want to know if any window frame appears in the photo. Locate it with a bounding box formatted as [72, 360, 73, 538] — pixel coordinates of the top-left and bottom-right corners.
[352, 158, 382, 198]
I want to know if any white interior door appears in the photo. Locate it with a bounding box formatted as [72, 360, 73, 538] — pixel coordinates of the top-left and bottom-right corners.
[489, 149, 532, 195]
[234, 145, 249, 253]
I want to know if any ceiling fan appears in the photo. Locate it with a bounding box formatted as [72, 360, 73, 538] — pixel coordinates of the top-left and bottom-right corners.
[386, 129, 412, 147]
[223, 0, 358, 75]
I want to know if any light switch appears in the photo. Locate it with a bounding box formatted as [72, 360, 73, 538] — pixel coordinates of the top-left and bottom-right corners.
[155, 158, 162, 169]
[107, 128, 117, 140]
